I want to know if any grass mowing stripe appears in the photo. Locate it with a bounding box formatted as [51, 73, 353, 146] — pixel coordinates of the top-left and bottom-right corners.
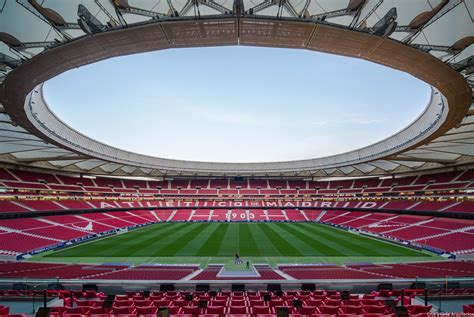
[298, 223, 423, 256]
[196, 223, 229, 256]
[44, 222, 432, 260]
[295, 223, 385, 256]
[150, 223, 207, 256]
[108, 222, 195, 256]
[218, 222, 240, 256]
[238, 223, 261, 256]
[310, 223, 428, 256]
[174, 223, 222, 256]
[274, 222, 344, 256]
[258, 223, 303, 256]
[248, 223, 282, 256]
[48, 222, 178, 257]
[269, 223, 333, 256]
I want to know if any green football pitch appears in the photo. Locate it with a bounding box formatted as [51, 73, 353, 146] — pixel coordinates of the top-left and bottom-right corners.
[32, 222, 437, 267]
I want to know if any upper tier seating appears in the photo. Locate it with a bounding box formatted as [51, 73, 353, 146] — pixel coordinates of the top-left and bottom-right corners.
[0, 168, 472, 198]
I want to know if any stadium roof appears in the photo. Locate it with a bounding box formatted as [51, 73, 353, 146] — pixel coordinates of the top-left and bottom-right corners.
[0, 0, 472, 178]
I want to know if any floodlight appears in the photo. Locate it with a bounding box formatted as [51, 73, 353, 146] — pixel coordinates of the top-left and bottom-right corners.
[372, 8, 397, 37]
[78, 4, 106, 35]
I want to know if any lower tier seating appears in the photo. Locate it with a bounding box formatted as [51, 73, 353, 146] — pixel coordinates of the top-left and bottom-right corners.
[0, 261, 472, 280]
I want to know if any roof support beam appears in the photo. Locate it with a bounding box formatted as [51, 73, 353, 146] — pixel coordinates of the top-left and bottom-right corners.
[15, 155, 91, 163]
[386, 156, 457, 165]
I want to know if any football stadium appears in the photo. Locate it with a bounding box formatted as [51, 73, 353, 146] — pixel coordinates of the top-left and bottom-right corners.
[0, 0, 473, 316]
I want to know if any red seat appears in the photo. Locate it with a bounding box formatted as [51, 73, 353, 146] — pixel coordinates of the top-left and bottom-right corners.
[227, 306, 248, 314]
[252, 306, 273, 314]
[181, 306, 199, 315]
[345, 299, 360, 306]
[464, 304, 474, 313]
[249, 300, 266, 307]
[324, 299, 340, 306]
[305, 299, 323, 307]
[112, 306, 136, 315]
[134, 300, 151, 307]
[205, 306, 225, 315]
[85, 291, 98, 298]
[376, 290, 391, 297]
[361, 299, 383, 306]
[166, 306, 181, 315]
[269, 299, 284, 307]
[64, 307, 87, 315]
[88, 307, 109, 314]
[50, 307, 66, 315]
[75, 300, 94, 307]
[300, 306, 318, 315]
[319, 306, 339, 315]
[136, 306, 157, 315]
[173, 300, 187, 307]
[406, 305, 432, 314]
[153, 299, 171, 307]
[229, 300, 246, 307]
[114, 300, 133, 307]
[363, 305, 387, 314]
[339, 305, 363, 314]
[210, 300, 227, 307]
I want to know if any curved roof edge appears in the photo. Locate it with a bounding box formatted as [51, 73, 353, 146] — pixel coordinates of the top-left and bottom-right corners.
[0, 17, 472, 177]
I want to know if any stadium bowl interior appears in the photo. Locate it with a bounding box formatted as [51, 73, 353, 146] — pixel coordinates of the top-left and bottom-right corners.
[0, 0, 473, 316]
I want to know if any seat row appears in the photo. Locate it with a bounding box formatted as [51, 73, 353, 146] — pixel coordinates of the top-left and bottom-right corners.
[50, 305, 394, 316]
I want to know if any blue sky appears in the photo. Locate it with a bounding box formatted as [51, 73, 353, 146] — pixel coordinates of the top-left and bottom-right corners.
[43, 46, 431, 163]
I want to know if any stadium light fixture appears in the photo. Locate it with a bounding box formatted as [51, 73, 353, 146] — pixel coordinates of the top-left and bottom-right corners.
[233, 0, 244, 17]
[0, 32, 58, 50]
[370, 7, 397, 37]
[77, 4, 106, 35]
[413, 36, 474, 54]
[310, 0, 366, 20]
[112, 0, 166, 19]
